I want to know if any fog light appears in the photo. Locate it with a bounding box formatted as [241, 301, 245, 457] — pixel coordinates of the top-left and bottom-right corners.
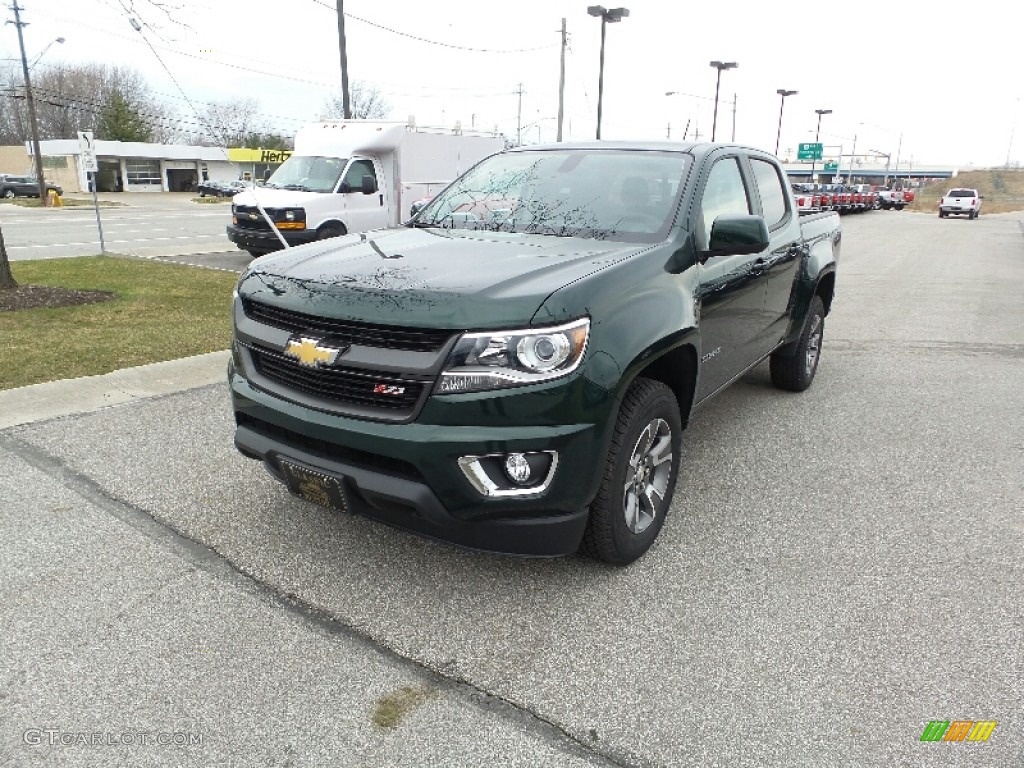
[505, 453, 531, 485]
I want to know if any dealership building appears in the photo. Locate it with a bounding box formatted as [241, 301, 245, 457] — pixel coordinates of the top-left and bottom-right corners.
[12, 141, 293, 193]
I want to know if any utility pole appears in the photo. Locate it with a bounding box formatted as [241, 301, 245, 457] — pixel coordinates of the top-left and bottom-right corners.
[10, 2, 48, 204]
[336, 0, 351, 118]
[517, 82, 523, 146]
[556, 18, 566, 142]
[731, 93, 737, 142]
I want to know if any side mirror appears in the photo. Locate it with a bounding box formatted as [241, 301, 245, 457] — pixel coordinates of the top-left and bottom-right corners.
[263, 168, 271, 182]
[361, 174, 377, 195]
[704, 215, 769, 258]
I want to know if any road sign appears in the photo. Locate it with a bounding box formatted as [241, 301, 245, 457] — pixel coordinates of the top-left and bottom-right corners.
[824, 161, 839, 172]
[77, 131, 98, 173]
[797, 142, 823, 161]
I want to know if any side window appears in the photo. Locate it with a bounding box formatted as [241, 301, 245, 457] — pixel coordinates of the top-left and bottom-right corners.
[341, 159, 376, 192]
[697, 157, 750, 250]
[749, 158, 789, 228]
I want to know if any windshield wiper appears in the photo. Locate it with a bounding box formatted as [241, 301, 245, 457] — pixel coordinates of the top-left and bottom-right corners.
[408, 220, 437, 228]
[281, 184, 311, 191]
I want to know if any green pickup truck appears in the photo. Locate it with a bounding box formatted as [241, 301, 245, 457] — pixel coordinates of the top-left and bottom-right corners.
[229, 142, 841, 564]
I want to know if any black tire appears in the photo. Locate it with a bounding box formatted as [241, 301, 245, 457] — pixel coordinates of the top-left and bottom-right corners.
[969, 211, 977, 220]
[770, 295, 825, 392]
[895, 204, 905, 211]
[317, 224, 346, 241]
[2, 189, 14, 199]
[246, 249, 270, 258]
[580, 377, 681, 565]
[938, 210, 945, 218]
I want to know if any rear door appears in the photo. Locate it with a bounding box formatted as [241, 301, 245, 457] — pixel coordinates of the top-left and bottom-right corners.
[746, 155, 802, 349]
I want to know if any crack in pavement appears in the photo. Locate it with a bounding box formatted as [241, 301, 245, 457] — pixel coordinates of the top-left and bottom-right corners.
[2, 433, 652, 768]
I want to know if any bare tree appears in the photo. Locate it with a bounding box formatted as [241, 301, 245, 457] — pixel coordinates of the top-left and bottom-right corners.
[0, 62, 172, 143]
[321, 82, 390, 120]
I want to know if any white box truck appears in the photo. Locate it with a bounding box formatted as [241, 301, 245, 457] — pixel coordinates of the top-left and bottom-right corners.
[226, 120, 506, 257]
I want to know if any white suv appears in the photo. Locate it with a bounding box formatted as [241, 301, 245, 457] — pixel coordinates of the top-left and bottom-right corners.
[939, 188, 982, 219]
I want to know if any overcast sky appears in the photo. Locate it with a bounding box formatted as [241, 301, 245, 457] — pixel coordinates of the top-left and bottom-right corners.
[5, 0, 1021, 169]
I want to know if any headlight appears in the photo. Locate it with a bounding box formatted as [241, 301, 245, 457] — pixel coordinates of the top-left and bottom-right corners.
[436, 318, 590, 394]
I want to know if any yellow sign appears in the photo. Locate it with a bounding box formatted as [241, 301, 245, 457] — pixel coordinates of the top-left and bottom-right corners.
[227, 148, 293, 163]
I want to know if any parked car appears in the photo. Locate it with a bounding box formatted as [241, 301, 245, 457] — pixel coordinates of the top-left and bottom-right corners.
[939, 188, 982, 219]
[229, 142, 841, 564]
[197, 179, 247, 197]
[791, 183, 820, 215]
[0, 174, 63, 198]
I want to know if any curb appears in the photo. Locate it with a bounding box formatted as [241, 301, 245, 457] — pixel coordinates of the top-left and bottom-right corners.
[0, 350, 230, 430]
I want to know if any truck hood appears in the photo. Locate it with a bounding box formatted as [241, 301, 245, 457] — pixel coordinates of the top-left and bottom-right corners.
[233, 187, 327, 208]
[238, 227, 639, 328]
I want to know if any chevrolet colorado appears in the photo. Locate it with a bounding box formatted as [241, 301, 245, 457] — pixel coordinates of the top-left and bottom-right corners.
[229, 142, 841, 564]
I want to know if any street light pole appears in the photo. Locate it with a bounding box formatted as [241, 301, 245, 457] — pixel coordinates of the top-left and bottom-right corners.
[9, 2, 49, 204]
[587, 5, 629, 140]
[709, 60, 736, 142]
[775, 89, 797, 155]
[811, 108, 832, 182]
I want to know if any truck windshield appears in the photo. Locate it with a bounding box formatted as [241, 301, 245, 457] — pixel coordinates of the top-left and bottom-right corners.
[413, 149, 689, 241]
[265, 155, 346, 193]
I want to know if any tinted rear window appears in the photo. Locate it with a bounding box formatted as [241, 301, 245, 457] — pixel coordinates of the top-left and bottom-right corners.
[949, 189, 976, 197]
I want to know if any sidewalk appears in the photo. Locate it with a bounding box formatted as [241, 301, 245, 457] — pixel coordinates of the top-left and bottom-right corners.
[0, 351, 231, 429]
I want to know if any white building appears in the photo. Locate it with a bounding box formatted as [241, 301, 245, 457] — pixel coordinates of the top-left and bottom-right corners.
[32, 139, 240, 193]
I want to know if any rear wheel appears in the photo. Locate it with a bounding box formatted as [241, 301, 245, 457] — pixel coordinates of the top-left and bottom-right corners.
[2, 189, 14, 199]
[581, 377, 681, 565]
[770, 295, 825, 392]
[895, 204, 905, 210]
[246, 249, 270, 258]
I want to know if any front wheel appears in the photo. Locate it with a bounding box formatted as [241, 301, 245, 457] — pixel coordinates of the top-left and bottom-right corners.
[770, 295, 825, 392]
[581, 377, 681, 565]
[317, 224, 346, 241]
[2, 189, 14, 199]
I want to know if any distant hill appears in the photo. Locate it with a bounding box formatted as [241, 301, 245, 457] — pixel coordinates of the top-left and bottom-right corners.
[912, 169, 1024, 214]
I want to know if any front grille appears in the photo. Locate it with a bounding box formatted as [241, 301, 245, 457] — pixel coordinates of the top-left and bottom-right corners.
[236, 412, 424, 482]
[233, 206, 272, 231]
[242, 299, 454, 352]
[250, 345, 426, 414]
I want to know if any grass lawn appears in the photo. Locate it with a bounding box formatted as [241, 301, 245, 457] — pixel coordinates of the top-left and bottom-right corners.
[0, 255, 238, 390]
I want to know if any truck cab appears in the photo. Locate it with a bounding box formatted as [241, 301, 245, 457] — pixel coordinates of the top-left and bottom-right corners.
[226, 121, 505, 258]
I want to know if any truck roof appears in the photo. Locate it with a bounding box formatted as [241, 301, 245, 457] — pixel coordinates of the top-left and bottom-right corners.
[505, 141, 776, 163]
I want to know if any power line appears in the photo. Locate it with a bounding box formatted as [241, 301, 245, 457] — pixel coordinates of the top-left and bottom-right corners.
[308, 0, 556, 53]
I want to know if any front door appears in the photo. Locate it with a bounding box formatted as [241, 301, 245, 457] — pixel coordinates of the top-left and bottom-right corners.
[693, 155, 768, 400]
[336, 157, 388, 232]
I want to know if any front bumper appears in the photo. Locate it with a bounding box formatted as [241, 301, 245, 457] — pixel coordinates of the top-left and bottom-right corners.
[228, 360, 616, 557]
[226, 224, 318, 252]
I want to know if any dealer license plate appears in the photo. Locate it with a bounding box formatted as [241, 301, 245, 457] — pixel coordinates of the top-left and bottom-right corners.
[278, 458, 349, 513]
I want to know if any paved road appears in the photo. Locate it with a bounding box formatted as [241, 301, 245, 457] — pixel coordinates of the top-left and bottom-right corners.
[1, 193, 233, 260]
[1, 210, 1022, 767]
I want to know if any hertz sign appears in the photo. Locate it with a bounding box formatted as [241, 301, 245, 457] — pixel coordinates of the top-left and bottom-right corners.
[227, 148, 293, 163]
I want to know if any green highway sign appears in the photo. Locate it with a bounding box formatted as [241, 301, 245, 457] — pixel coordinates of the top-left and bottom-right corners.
[798, 143, 823, 161]
[824, 161, 838, 171]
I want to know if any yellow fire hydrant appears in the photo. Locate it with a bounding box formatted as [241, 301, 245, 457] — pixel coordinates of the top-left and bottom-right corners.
[47, 189, 63, 207]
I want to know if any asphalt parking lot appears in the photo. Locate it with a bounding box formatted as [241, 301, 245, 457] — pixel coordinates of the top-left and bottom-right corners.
[2, 210, 1022, 767]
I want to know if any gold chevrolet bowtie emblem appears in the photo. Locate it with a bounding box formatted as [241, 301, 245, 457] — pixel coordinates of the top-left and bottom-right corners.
[283, 337, 343, 368]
